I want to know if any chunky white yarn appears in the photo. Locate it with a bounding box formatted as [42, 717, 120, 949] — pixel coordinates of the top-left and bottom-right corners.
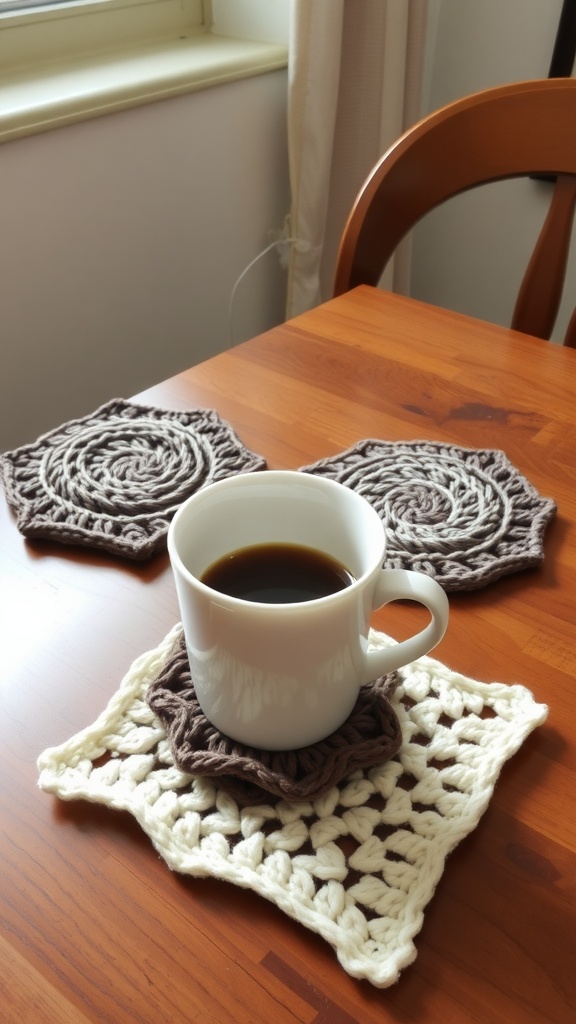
[37, 626, 547, 988]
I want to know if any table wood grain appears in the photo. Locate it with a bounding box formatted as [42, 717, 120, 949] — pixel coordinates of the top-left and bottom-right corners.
[1, 286, 574, 1023]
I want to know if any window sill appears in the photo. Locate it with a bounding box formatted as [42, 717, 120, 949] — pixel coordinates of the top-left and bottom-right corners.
[0, 31, 288, 143]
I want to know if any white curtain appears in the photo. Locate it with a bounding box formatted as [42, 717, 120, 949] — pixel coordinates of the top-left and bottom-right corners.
[286, 0, 429, 318]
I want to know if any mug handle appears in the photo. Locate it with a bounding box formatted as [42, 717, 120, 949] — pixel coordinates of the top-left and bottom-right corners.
[362, 569, 449, 682]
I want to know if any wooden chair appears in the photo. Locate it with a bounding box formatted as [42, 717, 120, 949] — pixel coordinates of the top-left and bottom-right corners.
[334, 78, 576, 347]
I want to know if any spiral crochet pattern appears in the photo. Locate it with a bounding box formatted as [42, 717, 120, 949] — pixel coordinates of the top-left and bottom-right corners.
[37, 624, 547, 987]
[0, 399, 266, 559]
[302, 439, 556, 590]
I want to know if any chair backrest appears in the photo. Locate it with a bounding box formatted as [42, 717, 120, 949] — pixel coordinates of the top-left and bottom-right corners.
[333, 78, 576, 346]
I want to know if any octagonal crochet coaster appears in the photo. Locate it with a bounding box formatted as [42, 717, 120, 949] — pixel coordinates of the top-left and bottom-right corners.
[146, 631, 402, 805]
[37, 624, 548, 988]
[301, 440, 556, 591]
[0, 399, 266, 560]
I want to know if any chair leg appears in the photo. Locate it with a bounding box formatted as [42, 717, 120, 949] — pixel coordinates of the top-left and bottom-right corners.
[512, 175, 576, 340]
[564, 306, 576, 348]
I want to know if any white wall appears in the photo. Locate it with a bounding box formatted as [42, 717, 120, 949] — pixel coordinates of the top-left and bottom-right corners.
[411, 0, 575, 342]
[211, 0, 290, 42]
[5, 1, 572, 454]
[0, 67, 289, 452]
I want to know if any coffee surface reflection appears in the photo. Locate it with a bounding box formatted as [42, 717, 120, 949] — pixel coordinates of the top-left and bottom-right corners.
[201, 542, 355, 604]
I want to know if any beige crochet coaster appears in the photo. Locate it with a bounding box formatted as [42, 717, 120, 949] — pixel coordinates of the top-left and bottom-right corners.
[37, 626, 548, 988]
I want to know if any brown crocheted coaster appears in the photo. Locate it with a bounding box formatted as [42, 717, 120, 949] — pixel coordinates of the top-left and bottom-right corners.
[0, 399, 266, 560]
[301, 440, 556, 591]
[147, 631, 402, 805]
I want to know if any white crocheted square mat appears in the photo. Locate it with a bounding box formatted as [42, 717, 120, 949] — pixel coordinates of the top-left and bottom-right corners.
[37, 626, 547, 988]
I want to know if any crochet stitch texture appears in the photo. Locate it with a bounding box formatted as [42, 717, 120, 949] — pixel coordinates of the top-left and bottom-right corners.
[146, 631, 402, 804]
[301, 439, 556, 590]
[37, 625, 547, 987]
[0, 399, 265, 559]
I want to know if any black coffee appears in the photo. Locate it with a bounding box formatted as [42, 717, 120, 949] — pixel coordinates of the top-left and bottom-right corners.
[201, 542, 355, 604]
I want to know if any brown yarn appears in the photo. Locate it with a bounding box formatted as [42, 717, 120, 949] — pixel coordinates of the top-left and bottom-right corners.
[301, 439, 557, 591]
[0, 399, 266, 560]
[147, 632, 402, 805]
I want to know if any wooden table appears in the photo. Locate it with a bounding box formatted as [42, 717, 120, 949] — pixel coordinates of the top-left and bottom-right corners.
[1, 286, 574, 1023]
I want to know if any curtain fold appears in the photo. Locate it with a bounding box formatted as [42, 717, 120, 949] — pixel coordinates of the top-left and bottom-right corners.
[286, 0, 429, 318]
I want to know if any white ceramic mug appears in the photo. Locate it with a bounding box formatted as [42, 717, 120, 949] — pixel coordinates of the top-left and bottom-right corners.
[168, 470, 449, 750]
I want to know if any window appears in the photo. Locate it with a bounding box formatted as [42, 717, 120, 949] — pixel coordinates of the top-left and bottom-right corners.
[0, 0, 206, 72]
[0, 0, 289, 142]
